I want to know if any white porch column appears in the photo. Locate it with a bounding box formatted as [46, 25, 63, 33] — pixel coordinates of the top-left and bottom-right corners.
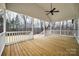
[73, 19, 76, 36]
[32, 18, 34, 39]
[60, 21, 62, 35]
[43, 21, 46, 36]
[77, 19, 79, 44]
[3, 9, 6, 44]
[3, 9, 6, 33]
[75, 19, 79, 44]
[49, 20, 52, 34]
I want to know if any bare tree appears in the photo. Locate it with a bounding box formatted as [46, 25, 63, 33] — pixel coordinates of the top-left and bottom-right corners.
[15, 15, 20, 31]
[22, 15, 27, 31]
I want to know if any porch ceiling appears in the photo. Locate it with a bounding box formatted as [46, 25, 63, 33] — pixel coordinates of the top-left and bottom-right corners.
[0, 3, 79, 21]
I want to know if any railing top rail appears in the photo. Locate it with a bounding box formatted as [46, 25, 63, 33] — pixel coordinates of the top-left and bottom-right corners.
[6, 31, 31, 33]
[46, 29, 74, 31]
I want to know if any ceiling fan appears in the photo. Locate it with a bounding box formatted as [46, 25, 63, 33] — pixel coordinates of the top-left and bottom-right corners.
[45, 3, 59, 15]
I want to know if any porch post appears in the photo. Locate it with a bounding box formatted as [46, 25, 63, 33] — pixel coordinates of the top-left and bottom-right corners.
[3, 9, 6, 33]
[3, 9, 6, 44]
[44, 21, 46, 36]
[32, 18, 34, 39]
[60, 21, 62, 35]
[73, 19, 76, 36]
[49, 20, 52, 34]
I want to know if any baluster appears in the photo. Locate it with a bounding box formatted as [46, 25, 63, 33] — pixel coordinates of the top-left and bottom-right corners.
[6, 33, 7, 44]
[20, 31, 21, 42]
[24, 31, 25, 40]
[7, 33, 9, 44]
[14, 32, 16, 43]
[19, 31, 20, 42]
[12, 32, 14, 44]
[23, 31, 24, 40]
[23, 31, 24, 41]
[13, 33, 15, 43]
[21, 31, 23, 41]
[9, 33, 10, 44]
[19, 32, 20, 42]
[11, 32, 13, 44]
[21, 31, 22, 41]
[16, 32, 18, 41]
[16, 31, 18, 41]
[20, 31, 21, 41]
[18, 31, 19, 42]
[18, 31, 20, 42]
[15, 32, 16, 43]
[14, 33, 16, 43]
[16, 32, 18, 43]
[16, 32, 17, 42]
[25, 31, 26, 40]
[10, 32, 11, 44]
[22, 31, 23, 41]
[5, 33, 7, 44]
[10, 32, 12, 44]
[17, 31, 18, 43]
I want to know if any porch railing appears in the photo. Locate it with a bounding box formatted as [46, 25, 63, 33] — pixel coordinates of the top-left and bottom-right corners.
[52, 30, 75, 35]
[40, 30, 76, 36]
[5, 31, 33, 45]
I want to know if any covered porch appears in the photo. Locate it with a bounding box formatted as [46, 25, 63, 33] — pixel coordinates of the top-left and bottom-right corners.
[0, 3, 79, 56]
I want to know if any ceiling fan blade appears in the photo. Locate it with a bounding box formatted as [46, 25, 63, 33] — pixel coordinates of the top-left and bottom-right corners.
[46, 12, 50, 15]
[54, 10, 59, 12]
[45, 11, 50, 12]
[52, 8, 56, 11]
[51, 12, 53, 15]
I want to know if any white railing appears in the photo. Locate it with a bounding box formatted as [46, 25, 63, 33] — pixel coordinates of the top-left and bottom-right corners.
[2, 30, 76, 45]
[40, 30, 76, 36]
[51, 30, 75, 36]
[5, 31, 33, 45]
[0, 32, 5, 55]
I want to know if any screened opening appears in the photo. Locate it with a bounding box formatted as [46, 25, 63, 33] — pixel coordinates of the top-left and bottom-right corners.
[0, 9, 4, 33]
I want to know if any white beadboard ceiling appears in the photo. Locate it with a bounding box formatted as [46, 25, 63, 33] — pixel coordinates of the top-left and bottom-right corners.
[0, 3, 79, 21]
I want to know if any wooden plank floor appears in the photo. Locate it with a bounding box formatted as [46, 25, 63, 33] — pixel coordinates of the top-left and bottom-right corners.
[2, 35, 79, 56]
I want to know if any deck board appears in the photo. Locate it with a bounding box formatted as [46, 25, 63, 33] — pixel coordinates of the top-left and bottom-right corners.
[2, 35, 79, 56]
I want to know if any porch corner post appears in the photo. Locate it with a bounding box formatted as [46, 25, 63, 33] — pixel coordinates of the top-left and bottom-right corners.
[3, 9, 6, 44]
[44, 21, 46, 36]
[32, 18, 34, 39]
[3, 9, 6, 33]
[60, 21, 62, 35]
[73, 19, 76, 36]
[49, 20, 52, 35]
